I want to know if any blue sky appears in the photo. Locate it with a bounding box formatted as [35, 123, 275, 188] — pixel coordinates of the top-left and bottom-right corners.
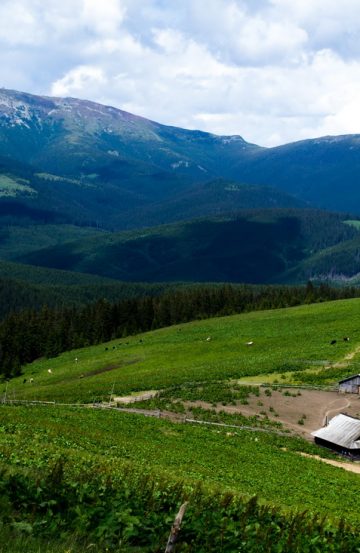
[1, 0, 360, 146]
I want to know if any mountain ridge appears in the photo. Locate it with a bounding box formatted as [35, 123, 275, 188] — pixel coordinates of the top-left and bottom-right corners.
[2, 88, 360, 226]
[0, 88, 267, 229]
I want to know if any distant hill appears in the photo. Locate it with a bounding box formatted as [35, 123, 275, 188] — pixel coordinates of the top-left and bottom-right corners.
[16, 209, 359, 284]
[280, 234, 360, 284]
[231, 135, 360, 213]
[124, 179, 306, 227]
[0, 259, 185, 318]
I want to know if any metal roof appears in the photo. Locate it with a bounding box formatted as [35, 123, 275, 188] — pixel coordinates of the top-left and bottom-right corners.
[339, 374, 360, 384]
[311, 414, 360, 450]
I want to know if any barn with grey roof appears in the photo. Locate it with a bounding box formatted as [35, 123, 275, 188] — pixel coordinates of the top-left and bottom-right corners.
[338, 374, 360, 394]
[311, 413, 360, 456]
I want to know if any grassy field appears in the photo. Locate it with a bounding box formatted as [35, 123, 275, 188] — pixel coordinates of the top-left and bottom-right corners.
[2, 405, 360, 552]
[0, 404, 359, 524]
[4, 298, 360, 403]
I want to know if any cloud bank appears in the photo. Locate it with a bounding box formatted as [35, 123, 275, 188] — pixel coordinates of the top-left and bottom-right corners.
[1, 0, 360, 146]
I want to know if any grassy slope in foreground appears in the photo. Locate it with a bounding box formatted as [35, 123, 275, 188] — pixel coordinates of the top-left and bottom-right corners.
[4, 297, 360, 403]
[0, 405, 360, 525]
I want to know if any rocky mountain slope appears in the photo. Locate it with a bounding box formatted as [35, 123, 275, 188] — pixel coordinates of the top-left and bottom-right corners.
[0, 89, 304, 229]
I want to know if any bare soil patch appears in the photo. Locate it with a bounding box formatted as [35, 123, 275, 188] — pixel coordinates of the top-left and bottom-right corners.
[186, 388, 360, 438]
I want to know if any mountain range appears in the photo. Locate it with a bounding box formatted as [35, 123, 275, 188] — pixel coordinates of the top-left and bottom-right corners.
[2, 88, 360, 228]
[1, 88, 360, 286]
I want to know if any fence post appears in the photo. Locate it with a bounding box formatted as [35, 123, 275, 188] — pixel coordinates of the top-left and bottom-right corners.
[164, 502, 188, 553]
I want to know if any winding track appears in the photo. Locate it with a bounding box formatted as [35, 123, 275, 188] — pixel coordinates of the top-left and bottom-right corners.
[322, 397, 351, 426]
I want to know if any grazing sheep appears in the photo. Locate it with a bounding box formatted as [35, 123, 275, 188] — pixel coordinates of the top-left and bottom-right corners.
[343, 337, 350, 342]
[330, 340, 337, 345]
[75, 357, 78, 362]
[48, 369, 52, 374]
[246, 341, 254, 346]
[206, 336, 211, 342]
[30, 378, 34, 383]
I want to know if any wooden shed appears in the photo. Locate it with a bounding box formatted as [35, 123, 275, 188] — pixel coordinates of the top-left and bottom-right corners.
[338, 374, 360, 394]
[311, 413, 360, 456]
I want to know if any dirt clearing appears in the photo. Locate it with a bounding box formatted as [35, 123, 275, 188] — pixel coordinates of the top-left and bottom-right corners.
[186, 387, 360, 437]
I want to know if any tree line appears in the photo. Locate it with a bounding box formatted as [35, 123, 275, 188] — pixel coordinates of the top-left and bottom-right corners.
[1, 281, 359, 378]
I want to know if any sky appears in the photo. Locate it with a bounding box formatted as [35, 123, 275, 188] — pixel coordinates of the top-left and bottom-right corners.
[1, 0, 360, 146]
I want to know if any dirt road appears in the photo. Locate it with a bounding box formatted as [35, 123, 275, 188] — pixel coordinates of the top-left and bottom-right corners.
[299, 452, 360, 475]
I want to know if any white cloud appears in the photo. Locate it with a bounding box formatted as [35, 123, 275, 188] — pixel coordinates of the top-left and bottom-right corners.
[2, 0, 360, 145]
[172, 0, 308, 65]
[52, 66, 107, 97]
[81, 0, 125, 36]
[0, 1, 43, 46]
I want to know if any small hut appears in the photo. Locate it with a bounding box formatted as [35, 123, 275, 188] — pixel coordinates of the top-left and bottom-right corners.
[311, 413, 360, 456]
[338, 374, 360, 394]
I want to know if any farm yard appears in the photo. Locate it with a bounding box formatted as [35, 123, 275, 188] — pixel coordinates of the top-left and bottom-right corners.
[148, 387, 360, 436]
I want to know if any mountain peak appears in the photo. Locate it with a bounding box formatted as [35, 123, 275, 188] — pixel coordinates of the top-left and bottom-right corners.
[0, 88, 250, 144]
[0, 88, 256, 177]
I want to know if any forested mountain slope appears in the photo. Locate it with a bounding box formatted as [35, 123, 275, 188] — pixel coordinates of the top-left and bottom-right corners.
[17, 209, 359, 283]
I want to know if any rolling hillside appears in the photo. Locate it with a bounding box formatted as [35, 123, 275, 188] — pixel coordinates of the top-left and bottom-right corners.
[15, 209, 359, 283]
[2, 298, 360, 551]
[5, 297, 360, 402]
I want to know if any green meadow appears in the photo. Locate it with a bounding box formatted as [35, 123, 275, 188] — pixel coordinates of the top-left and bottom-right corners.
[1, 405, 360, 524]
[4, 298, 360, 403]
